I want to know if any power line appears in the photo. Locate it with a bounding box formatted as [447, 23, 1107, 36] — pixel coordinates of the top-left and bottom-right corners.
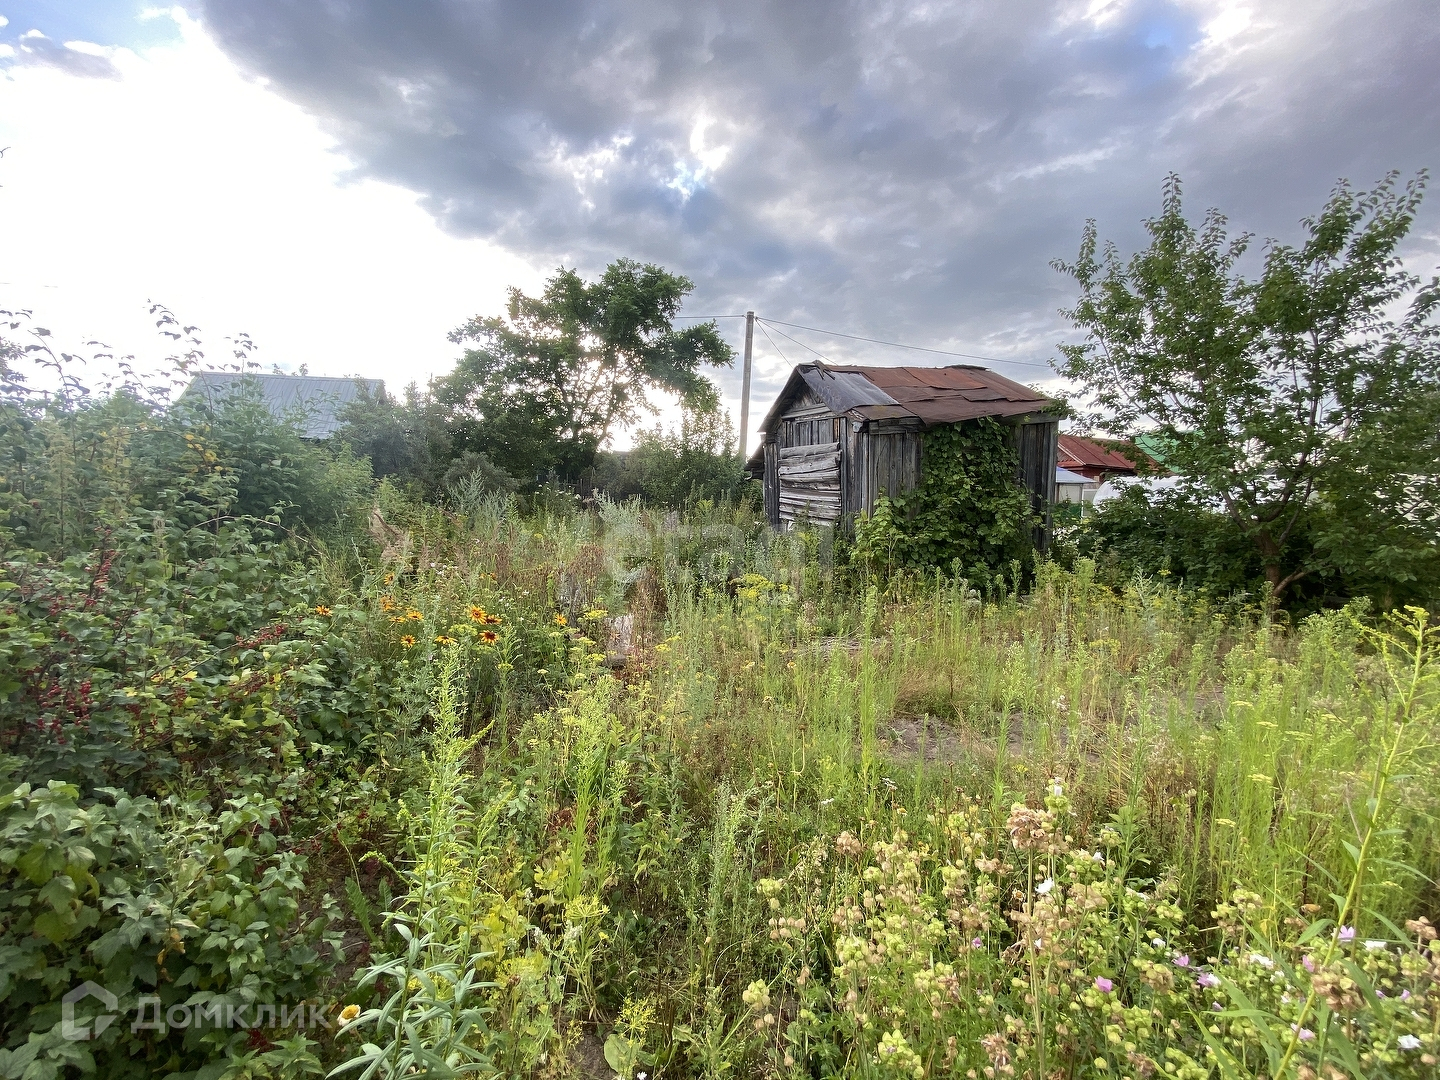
[756, 318, 832, 363]
[760, 317, 1054, 370]
[755, 321, 789, 366]
[672, 314, 747, 319]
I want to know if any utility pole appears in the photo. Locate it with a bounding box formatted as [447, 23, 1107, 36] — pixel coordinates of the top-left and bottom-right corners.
[739, 310, 754, 462]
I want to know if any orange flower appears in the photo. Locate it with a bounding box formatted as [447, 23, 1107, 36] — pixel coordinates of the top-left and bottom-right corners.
[379, 596, 396, 612]
[314, 605, 332, 616]
[485, 613, 503, 625]
[552, 613, 568, 627]
[383, 572, 395, 585]
[400, 635, 417, 647]
[389, 616, 406, 624]
[480, 630, 498, 644]
[406, 609, 424, 621]
[468, 605, 487, 622]
[434, 635, 456, 646]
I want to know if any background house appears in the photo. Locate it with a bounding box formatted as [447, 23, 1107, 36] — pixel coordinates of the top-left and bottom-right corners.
[1054, 466, 1096, 507]
[181, 372, 383, 440]
[1054, 434, 1164, 513]
[1056, 434, 1144, 482]
[746, 363, 1058, 542]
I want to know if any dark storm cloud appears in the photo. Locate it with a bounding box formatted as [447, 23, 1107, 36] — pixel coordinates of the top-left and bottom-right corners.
[195, 0, 1440, 397]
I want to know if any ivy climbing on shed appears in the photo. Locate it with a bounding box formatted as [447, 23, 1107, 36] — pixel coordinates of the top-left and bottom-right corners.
[853, 418, 1037, 579]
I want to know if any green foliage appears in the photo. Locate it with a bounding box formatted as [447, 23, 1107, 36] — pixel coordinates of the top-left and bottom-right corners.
[0, 507, 411, 794]
[437, 259, 733, 479]
[629, 408, 745, 508]
[1077, 486, 1270, 598]
[1055, 172, 1440, 606]
[440, 451, 517, 505]
[852, 418, 1036, 580]
[170, 378, 374, 541]
[0, 782, 341, 1080]
[1, 379, 372, 554]
[584, 407, 746, 508]
[335, 383, 454, 500]
[3, 297, 1439, 1079]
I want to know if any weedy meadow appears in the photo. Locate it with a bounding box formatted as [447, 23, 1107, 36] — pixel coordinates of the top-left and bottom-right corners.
[3, 490, 1437, 1079]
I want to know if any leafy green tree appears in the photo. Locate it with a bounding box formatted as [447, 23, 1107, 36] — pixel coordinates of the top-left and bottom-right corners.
[1055, 173, 1440, 604]
[624, 407, 745, 508]
[336, 381, 454, 498]
[437, 259, 733, 480]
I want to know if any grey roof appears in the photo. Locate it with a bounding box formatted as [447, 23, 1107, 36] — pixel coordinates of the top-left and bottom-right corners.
[182, 372, 384, 439]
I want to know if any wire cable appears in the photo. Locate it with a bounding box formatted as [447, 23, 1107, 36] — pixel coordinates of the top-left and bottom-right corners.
[756, 318, 833, 363]
[755, 320, 789, 365]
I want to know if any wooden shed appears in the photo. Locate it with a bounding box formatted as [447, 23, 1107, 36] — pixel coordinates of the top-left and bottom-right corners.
[745, 364, 1059, 545]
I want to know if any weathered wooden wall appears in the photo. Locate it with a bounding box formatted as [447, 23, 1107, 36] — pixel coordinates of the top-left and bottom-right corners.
[777, 442, 841, 523]
[762, 401, 1058, 546]
[1011, 416, 1059, 551]
[854, 426, 924, 515]
[763, 441, 779, 524]
[772, 390, 847, 524]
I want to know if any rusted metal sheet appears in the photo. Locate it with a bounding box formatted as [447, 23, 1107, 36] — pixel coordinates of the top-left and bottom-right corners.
[758, 364, 1051, 438]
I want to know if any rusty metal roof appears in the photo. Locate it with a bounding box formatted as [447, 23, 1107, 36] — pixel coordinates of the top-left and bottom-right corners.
[1057, 434, 1140, 473]
[759, 363, 1053, 432]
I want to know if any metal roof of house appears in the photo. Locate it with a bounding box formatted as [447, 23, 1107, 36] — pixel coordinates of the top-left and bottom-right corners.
[1057, 434, 1139, 474]
[1055, 466, 1094, 486]
[182, 372, 384, 440]
[759, 363, 1053, 433]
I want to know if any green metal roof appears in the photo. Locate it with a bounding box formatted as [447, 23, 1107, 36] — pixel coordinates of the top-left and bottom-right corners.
[1132, 431, 1176, 468]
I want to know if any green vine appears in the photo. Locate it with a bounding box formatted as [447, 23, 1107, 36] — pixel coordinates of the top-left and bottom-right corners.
[852, 418, 1037, 579]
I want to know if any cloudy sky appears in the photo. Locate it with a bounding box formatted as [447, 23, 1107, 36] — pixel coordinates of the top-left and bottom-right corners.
[1, 0, 1436, 448]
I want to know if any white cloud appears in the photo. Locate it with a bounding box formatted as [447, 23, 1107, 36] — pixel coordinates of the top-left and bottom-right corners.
[0, 10, 541, 395]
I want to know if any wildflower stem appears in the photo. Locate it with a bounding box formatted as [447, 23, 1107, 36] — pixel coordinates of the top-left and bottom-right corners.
[1273, 609, 1430, 1078]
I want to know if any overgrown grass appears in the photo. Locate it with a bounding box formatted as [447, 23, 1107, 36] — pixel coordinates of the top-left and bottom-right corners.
[324, 497, 1438, 1078]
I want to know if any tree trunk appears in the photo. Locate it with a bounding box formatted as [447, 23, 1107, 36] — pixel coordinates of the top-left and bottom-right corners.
[1255, 529, 1286, 597]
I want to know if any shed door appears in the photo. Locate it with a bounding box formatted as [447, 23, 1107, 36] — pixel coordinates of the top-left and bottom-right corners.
[778, 441, 841, 524]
